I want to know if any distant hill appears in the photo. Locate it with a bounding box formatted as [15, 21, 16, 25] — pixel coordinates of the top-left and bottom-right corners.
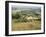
[12, 6, 41, 19]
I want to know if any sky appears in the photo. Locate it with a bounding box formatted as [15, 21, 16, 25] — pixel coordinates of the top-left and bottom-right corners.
[11, 3, 41, 10]
[11, 3, 41, 14]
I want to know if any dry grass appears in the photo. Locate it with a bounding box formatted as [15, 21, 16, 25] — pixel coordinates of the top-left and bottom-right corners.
[12, 19, 41, 31]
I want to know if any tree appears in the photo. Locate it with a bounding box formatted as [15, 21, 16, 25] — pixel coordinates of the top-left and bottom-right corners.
[15, 13, 21, 19]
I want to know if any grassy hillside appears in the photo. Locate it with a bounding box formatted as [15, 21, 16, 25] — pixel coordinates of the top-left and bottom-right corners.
[12, 6, 41, 31]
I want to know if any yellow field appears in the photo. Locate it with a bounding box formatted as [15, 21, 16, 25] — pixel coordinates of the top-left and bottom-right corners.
[12, 19, 41, 31]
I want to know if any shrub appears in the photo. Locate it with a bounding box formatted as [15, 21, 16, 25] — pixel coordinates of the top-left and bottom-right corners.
[12, 12, 21, 19]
